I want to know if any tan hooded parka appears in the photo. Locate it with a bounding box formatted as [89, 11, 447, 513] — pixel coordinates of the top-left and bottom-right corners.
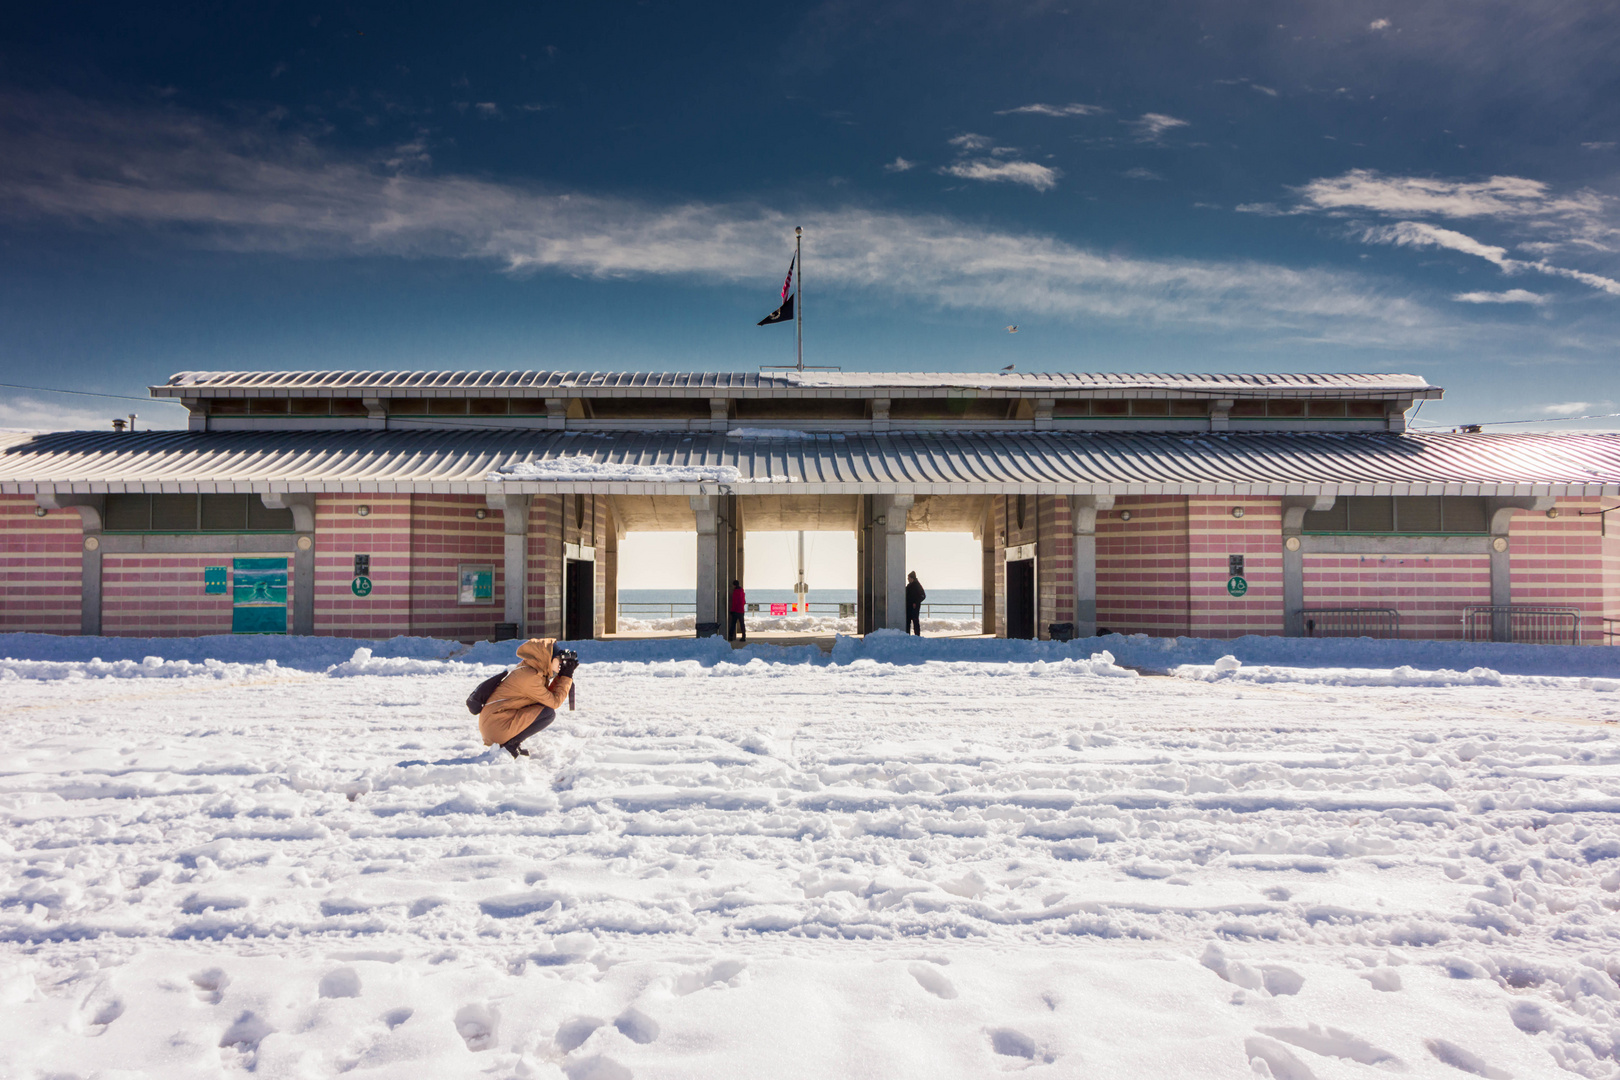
[477, 638, 573, 747]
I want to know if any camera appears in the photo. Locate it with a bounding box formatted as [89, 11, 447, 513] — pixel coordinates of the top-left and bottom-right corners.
[554, 649, 577, 664]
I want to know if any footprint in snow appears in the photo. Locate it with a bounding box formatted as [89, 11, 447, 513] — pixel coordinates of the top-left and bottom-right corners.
[190, 967, 230, 1005]
[988, 1028, 1054, 1065]
[555, 1015, 605, 1053]
[1425, 1038, 1513, 1079]
[908, 962, 958, 999]
[1257, 1025, 1402, 1068]
[82, 994, 124, 1035]
[454, 1003, 499, 1052]
[319, 967, 362, 999]
[380, 1007, 412, 1030]
[219, 1011, 275, 1055]
[613, 1008, 660, 1045]
[1245, 1036, 1317, 1080]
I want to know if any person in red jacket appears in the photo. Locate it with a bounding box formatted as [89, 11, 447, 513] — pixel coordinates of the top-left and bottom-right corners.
[729, 579, 746, 642]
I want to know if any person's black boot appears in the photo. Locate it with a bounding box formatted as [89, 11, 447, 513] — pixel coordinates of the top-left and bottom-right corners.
[503, 740, 529, 759]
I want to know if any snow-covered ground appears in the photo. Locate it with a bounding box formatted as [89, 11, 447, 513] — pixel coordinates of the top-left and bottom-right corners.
[2, 631, 1619, 1079]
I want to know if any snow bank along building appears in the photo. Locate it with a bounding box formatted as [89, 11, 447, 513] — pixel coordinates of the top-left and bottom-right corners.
[2, 369, 1618, 645]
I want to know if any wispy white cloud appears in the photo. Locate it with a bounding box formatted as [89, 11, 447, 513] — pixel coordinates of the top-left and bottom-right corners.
[1129, 113, 1189, 143]
[1286, 168, 1620, 297]
[1122, 167, 1163, 181]
[995, 103, 1105, 118]
[939, 133, 1056, 190]
[1299, 169, 1604, 225]
[0, 94, 1449, 340]
[1364, 220, 1620, 295]
[938, 158, 1060, 191]
[1250, 84, 1279, 98]
[1452, 289, 1548, 304]
[1540, 401, 1595, 415]
[1368, 18, 1391, 31]
[947, 132, 993, 151]
[474, 103, 501, 117]
[883, 156, 916, 173]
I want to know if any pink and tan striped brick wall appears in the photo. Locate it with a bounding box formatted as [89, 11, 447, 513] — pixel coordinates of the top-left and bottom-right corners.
[1509, 499, 1608, 644]
[102, 553, 265, 637]
[409, 495, 506, 641]
[1302, 553, 1489, 640]
[1098, 496, 1191, 636]
[0, 495, 82, 634]
[1604, 500, 1620, 630]
[527, 495, 562, 638]
[1188, 497, 1283, 639]
[314, 494, 413, 638]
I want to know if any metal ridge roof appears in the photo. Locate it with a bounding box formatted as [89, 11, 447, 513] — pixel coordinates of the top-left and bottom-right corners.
[3, 429, 1613, 496]
[151, 369, 1440, 399]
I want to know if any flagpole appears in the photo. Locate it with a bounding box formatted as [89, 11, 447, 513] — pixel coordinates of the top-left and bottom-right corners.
[795, 225, 803, 372]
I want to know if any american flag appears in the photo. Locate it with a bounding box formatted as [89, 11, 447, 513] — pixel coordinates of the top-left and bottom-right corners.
[781, 254, 796, 301]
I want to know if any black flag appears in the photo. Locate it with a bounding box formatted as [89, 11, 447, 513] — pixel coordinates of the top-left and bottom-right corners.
[757, 292, 794, 326]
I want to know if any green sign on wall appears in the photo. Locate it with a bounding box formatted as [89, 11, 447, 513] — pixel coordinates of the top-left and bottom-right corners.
[1226, 575, 1249, 598]
[233, 557, 288, 634]
[203, 566, 227, 594]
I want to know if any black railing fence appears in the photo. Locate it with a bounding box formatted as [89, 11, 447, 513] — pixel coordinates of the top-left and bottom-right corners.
[1298, 607, 1402, 639]
[1462, 605, 1581, 646]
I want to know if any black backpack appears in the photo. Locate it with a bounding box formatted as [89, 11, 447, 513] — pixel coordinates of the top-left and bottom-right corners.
[466, 669, 511, 715]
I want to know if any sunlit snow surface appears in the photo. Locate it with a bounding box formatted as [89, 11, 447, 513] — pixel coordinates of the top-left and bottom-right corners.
[2, 634, 1619, 1079]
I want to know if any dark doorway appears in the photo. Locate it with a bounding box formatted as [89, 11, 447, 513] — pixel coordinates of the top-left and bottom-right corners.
[565, 559, 595, 641]
[1006, 558, 1035, 639]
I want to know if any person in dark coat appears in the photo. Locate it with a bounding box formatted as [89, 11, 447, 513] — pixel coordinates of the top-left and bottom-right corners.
[729, 579, 747, 642]
[905, 571, 925, 636]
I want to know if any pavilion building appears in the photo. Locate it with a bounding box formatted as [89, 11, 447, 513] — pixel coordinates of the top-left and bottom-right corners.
[2, 369, 1617, 645]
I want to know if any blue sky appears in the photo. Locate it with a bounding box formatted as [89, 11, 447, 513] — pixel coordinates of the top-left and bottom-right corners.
[1, 0, 1618, 432]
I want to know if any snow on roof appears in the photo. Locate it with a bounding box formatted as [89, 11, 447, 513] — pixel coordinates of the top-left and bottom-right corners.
[4, 429, 1616, 495]
[154, 369, 1439, 398]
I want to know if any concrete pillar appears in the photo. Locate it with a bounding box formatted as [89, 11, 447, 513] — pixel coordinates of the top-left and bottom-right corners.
[710, 399, 730, 432]
[691, 494, 734, 634]
[1034, 398, 1055, 431]
[884, 495, 913, 631]
[261, 493, 316, 635]
[871, 398, 891, 432]
[1209, 399, 1233, 432]
[545, 399, 568, 430]
[36, 493, 104, 636]
[1070, 494, 1114, 638]
[487, 493, 532, 633]
[981, 502, 996, 637]
[1280, 494, 1336, 637]
[362, 398, 387, 431]
[1484, 496, 1556, 640]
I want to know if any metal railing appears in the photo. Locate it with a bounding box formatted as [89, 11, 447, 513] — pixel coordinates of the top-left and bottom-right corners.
[616, 601, 982, 623]
[1298, 607, 1402, 639]
[1606, 618, 1619, 646]
[1462, 605, 1581, 646]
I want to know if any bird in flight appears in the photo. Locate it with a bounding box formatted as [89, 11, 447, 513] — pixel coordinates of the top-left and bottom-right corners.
[1005, 325, 1019, 333]
[1002, 364, 1016, 372]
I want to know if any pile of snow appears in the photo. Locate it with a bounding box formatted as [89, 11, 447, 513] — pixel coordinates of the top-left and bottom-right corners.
[726, 427, 833, 439]
[488, 457, 742, 483]
[1172, 655, 1514, 688]
[0, 654, 292, 682]
[326, 647, 499, 678]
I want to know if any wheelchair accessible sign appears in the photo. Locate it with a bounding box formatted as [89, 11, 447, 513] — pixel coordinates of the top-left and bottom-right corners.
[1226, 575, 1248, 598]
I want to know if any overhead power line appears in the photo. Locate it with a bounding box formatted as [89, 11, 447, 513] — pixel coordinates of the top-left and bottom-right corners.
[0, 382, 183, 406]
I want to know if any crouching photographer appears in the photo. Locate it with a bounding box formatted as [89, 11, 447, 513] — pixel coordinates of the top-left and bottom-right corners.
[471, 637, 579, 759]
